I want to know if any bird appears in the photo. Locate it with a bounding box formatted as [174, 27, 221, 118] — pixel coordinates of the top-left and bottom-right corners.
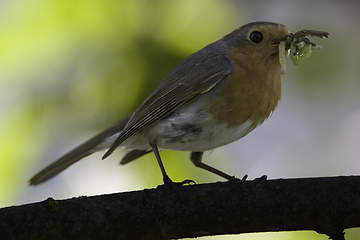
[29, 21, 291, 187]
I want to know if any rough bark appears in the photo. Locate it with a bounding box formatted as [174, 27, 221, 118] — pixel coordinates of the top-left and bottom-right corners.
[1, 176, 359, 240]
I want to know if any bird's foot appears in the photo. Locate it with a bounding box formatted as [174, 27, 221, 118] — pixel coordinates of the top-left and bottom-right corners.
[162, 175, 195, 204]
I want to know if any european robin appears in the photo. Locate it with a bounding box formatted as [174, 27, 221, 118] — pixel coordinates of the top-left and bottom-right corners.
[29, 22, 326, 187]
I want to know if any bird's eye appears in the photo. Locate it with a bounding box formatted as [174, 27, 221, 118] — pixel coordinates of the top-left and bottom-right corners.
[249, 31, 263, 43]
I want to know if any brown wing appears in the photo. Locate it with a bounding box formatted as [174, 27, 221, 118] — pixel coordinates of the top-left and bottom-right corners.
[29, 114, 132, 185]
[103, 66, 231, 159]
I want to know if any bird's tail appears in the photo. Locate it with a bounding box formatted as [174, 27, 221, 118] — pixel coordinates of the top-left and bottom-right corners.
[28, 114, 132, 186]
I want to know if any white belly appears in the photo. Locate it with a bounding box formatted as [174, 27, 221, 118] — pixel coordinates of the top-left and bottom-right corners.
[119, 100, 255, 152]
[96, 96, 256, 152]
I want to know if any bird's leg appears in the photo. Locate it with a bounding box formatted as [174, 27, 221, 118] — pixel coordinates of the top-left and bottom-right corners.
[150, 142, 173, 185]
[150, 142, 193, 202]
[190, 152, 237, 180]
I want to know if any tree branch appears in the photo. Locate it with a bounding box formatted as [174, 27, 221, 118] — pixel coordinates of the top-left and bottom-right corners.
[1, 176, 359, 240]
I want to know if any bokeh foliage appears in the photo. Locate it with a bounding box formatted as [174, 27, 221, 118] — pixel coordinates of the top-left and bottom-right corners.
[0, 0, 238, 207]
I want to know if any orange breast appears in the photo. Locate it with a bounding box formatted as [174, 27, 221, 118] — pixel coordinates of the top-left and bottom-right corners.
[207, 46, 283, 129]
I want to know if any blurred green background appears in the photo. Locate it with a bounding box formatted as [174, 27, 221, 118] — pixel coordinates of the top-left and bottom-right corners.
[1, 0, 359, 239]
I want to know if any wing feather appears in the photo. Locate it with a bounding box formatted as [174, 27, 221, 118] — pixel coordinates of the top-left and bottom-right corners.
[103, 69, 230, 159]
